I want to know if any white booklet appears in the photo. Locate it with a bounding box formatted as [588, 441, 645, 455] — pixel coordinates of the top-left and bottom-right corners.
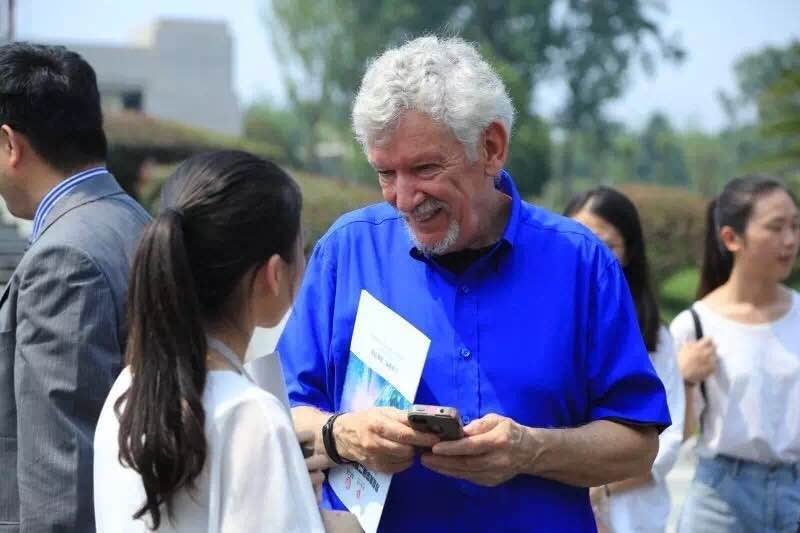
[328, 290, 430, 533]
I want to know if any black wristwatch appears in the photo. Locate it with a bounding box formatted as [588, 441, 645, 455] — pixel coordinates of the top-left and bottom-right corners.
[322, 412, 353, 465]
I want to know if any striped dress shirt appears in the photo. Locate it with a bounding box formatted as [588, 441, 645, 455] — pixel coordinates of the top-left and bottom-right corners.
[29, 166, 107, 243]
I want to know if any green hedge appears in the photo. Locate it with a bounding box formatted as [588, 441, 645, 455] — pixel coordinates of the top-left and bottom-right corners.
[617, 184, 707, 283]
[293, 171, 381, 253]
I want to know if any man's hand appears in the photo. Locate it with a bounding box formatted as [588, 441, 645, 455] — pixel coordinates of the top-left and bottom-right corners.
[420, 414, 531, 486]
[334, 407, 440, 474]
[678, 337, 717, 384]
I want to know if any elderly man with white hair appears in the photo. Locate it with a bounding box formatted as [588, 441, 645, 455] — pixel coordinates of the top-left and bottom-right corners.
[278, 36, 670, 532]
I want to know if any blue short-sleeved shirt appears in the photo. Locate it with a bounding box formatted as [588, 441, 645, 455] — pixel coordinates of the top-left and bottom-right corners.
[278, 171, 671, 532]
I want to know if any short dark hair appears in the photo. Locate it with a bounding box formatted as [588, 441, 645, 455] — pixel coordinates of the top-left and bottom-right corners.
[565, 187, 661, 352]
[0, 42, 107, 172]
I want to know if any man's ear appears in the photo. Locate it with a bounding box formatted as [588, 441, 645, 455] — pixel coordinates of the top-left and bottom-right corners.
[481, 121, 509, 177]
[0, 124, 24, 168]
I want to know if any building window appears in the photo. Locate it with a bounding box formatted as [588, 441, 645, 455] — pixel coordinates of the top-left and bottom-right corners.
[122, 91, 143, 111]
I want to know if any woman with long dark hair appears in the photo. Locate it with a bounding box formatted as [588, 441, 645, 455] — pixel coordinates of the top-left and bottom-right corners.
[93, 151, 324, 531]
[670, 176, 800, 532]
[566, 187, 685, 533]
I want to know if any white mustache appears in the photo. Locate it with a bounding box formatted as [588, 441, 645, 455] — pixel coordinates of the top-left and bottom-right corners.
[401, 199, 447, 221]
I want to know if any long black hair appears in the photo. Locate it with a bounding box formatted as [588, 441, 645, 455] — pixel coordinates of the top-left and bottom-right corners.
[116, 150, 302, 529]
[697, 175, 797, 299]
[565, 187, 661, 352]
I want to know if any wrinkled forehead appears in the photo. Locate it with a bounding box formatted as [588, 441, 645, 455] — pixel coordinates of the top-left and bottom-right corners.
[366, 111, 463, 165]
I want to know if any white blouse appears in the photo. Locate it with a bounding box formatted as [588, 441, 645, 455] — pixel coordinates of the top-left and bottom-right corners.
[669, 290, 800, 464]
[606, 326, 685, 533]
[94, 368, 325, 532]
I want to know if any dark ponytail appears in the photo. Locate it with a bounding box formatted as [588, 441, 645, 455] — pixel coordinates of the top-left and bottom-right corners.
[116, 151, 302, 529]
[697, 175, 796, 299]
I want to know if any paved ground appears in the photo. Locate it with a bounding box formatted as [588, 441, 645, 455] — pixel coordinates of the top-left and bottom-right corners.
[665, 438, 698, 532]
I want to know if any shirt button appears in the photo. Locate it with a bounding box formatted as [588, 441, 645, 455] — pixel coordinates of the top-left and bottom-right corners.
[460, 285, 470, 294]
[460, 347, 471, 359]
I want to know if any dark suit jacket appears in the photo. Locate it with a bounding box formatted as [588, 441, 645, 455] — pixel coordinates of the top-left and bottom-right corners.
[0, 173, 150, 532]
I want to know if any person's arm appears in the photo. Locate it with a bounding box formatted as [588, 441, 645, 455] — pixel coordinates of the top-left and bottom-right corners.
[669, 312, 713, 441]
[293, 405, 439, 474]
[681, 381, 706, 441]
[281, 241, 438, 475]
[15, 245, 121, 531]
[425, 255, 667, 487]
[424, 416, 657, 487]
[527, 420, 659, 486]
[678, 340, 714, 440]
[605, 328, 686, 494]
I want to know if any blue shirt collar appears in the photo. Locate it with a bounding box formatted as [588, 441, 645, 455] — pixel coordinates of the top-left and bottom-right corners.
[495, 169, 523, 248]
[30, 166, 107, 243]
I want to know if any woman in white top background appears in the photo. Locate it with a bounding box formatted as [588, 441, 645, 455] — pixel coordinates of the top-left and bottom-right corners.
[566, 187, 685, 533]
[671, 175, 800, 532]
[93, 151, 325, 532]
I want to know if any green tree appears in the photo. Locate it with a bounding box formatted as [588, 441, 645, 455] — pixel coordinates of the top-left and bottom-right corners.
[717, 41, 800, 179]
[636, 113, 690, 186]
[728, 41, 800, 117]
[243, 102, 306, 168]
[755, 45, 800, 176]
[552, 1, 684, 198]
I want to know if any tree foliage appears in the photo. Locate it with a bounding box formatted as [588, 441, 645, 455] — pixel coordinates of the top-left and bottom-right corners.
[753, 44, 800, 177]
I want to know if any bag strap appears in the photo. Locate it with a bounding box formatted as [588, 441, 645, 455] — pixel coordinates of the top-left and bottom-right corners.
[688, 305, 709, 421]
[689, 306, 704, 340]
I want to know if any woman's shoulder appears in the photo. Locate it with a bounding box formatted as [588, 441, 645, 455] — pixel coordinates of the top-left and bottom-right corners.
[789, 287, 800, 306]
[98, 366, 133, 418]
[204, 372, 291, 429]
[668, 307, 697, 338]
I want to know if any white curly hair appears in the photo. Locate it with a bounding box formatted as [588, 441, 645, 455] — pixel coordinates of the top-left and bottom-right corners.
[352, 36, 515, 160]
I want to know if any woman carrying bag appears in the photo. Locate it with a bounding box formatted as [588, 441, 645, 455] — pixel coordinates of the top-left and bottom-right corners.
[671, 175, 800, 532]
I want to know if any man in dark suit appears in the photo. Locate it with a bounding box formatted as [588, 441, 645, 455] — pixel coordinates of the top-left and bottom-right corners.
[0, 43, 150, 532]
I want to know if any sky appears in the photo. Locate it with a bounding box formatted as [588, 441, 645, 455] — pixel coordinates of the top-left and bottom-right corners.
[13, 0, 800, 132]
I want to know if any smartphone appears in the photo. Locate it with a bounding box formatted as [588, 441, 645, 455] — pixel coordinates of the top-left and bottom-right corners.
[407, 404, 464, 440]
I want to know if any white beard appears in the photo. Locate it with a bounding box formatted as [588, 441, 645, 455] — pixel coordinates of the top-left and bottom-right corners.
[399, 198, 461, 256]
[403, 217, 460, 256]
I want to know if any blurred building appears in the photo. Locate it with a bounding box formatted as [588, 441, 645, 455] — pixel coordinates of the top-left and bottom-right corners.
[1, 0, 14, 44]
[69, 18, 242, 136]
[1, 17, 247, 285]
